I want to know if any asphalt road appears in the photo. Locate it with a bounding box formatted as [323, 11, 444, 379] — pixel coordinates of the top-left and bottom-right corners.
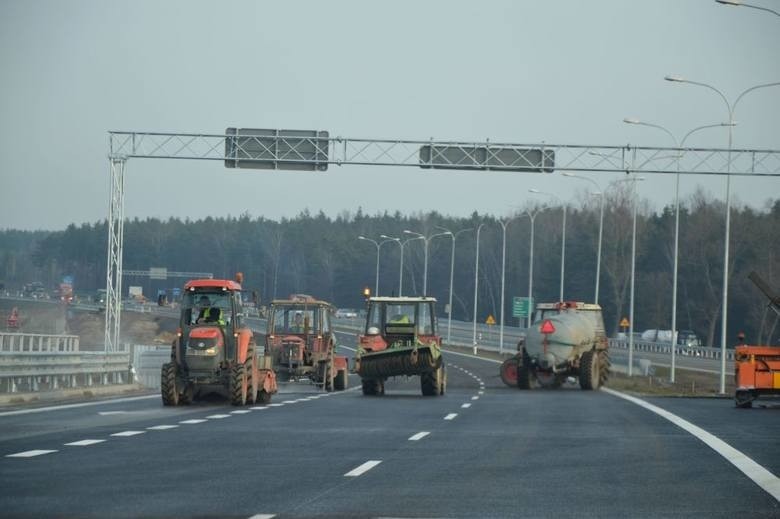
[1, 331, 778, 518]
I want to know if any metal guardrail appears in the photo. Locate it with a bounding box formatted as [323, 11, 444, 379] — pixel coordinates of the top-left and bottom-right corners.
[608, 338, 735, 361]
[1, 332, 80, 352]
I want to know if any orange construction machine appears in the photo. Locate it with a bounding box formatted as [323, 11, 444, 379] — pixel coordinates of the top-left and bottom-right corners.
[734, 272, 780, 408]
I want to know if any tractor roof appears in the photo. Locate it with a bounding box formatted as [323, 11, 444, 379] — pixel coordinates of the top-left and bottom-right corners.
[184, 279, 242, 291]
[535, 301, 602, 311]
[368, 296, 437, 303]
[271, 296, 333, 308]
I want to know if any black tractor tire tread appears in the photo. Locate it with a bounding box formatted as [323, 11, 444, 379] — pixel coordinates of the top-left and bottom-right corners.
[161, 362, 179, 406]
[334, 369, 348, 391]
[230, 363, 248, 406]
[579, 349, 599, 390]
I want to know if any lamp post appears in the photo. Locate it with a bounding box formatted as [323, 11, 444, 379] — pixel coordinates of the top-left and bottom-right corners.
[358, 236, 394, 297]
[380, 234, 422, 296]
[623, 118, 736, 383]
[472, 223, 487, 349]
[620, 174, 646, 376]
[715, 0, 780, 17]
[529, 189, 567, 301]
[665, 75, 780, 393]
[562, 172, 604, 305]
[403, 230, 452, 296]
[520, 209, 541, 328]
[497, 216, 518, 353]
[437, 226, 473, 346]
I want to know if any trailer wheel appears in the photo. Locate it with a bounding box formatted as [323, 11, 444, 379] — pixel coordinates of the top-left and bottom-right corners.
[579, 349, 600, 390]
[230, 363, 248, 406]
[161, 363, 180, 406]
[421, 366, 445, 396]
[598, 350, 610, 387]
[500, 358, 519, 387]
[334, 369, 348, 391]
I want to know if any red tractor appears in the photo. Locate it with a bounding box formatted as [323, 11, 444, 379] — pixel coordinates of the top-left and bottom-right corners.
[161, 277, 277, 406]
[265, 295, 349, 391]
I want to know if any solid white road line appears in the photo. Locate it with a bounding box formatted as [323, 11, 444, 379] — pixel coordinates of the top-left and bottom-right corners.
[603, 387, 780, 502]
[64, 439, 106, 446]
[461, 403, 472, 409]
[147, 425, 178, 430]
[179, 419, 207, 424]
[444, 413, 458, 420]
[344, 460, 382, 477]
[0, 394, 160, 417]
[408, 432, 431, 441]
[111, 430, 145, 437]
[6, 449, 58, 458]
[97, 411, 127, 416]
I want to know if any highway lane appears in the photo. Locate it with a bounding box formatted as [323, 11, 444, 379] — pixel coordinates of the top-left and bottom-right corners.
[1, 334, 778, 517]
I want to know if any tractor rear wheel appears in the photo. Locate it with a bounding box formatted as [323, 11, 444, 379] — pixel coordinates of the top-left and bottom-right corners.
[161, 363, 180, 406]
[334, 369, 348, 391]
[230, 363, 248, 406]
[598, 349, 610, 387]
[421, 366, 445, 396]
[579, 350, 600, 390]
[500, 358, 519, 387]
[245, 358, 258, 405]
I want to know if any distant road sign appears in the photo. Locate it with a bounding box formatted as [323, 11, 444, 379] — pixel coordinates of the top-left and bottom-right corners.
[486, 315, 496, 325]
[149, 267, 167, 280]
[419, 144, 554, 172]
[224, 128, 329, 171]
[512, 297, 533, 318]
[620, 317, 630, 328]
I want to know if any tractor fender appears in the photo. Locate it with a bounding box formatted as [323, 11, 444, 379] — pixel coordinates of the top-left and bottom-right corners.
[259, 369, 278, 395]
[235, 328, 254, 364]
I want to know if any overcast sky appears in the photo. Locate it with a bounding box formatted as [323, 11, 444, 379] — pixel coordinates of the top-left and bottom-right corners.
[1, 0, 778, 231]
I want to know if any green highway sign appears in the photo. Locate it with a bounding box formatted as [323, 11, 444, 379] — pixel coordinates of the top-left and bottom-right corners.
[512, 297, 533, 318]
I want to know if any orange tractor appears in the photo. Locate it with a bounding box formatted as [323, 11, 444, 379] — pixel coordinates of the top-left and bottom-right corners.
[161, 276, 277, 406]
[734, 272, 780, 408]
[265, 295, 349, 391]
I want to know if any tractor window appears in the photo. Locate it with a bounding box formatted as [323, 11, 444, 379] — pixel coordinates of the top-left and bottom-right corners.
[366, 303, 383, 333]
[184, 291, 233, 325]
[322, 308, 331, 333]
[386, 304, 416, 325]
[272, 307, 318, 334]
[418, 303, 434, 335]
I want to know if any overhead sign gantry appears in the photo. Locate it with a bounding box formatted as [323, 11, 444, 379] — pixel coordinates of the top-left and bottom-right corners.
[104, 127, 780, 352]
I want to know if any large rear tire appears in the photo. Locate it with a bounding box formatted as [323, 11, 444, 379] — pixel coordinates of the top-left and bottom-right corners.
[579, 349, 600, 390]
[421, 366, 445, 396]
[161, 363, 179, 406]
[500, 358, 519, 387]
[334, 369, 348, 391]
[361, 378, 383, 396]
[598, 349, 610, 387]
[245, 357, 258, 405]
[230, 363, 248, 406]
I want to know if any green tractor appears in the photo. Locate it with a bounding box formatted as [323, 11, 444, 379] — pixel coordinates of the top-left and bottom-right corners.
[355, 297, 446, 396]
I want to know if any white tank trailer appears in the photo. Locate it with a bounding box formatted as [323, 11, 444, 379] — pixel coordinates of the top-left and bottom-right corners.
[500, 302, 610, 390]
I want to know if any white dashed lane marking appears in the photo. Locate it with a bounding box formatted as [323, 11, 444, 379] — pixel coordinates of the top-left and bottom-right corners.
[206, 414, 231, 419]
[471, 396, 479, 400]
[64, 439, 106, 446]
[230, 410, 251, 415]
[147, 425, 179, 430]
[6, 449, 58, 458]
[408, 432, 431, 441]
[111, 431, 145, 437]
[179, 419, 207, 424]
[344, 460, 382, 477]
[461, 403, 472, 409]
[444, 413, 458, 421]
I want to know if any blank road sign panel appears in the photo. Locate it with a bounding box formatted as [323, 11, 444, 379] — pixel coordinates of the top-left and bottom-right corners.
[419, 145, 554, 172]
[224, 128, 329, 171]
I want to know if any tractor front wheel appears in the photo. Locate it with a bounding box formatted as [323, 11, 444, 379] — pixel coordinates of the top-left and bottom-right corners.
[334, 369, 348, 391]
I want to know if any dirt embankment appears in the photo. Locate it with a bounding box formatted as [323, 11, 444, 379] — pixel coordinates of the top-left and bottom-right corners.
[1, 301, 177, 350]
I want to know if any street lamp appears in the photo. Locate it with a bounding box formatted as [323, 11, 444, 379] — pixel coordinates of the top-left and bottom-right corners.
[519, 208, 541, 329]
[437, 226, 473, 346]
[380, 234, 422, 296]
[618, 175, 646, 377]
[497, 216, 518, 353]
[665, 74, 780, 393]
[623, 118, 736, 383]
[472, 223, 487, 349]
[562, 172, 604, 305]
[715, 0, 780, 17]
[529, 189, 567, 301]
[358, 236, 394, 297]
[403, 230, 452, 296]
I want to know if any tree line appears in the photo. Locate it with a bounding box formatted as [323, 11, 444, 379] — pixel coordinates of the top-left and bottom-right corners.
[1, 184, 778, 347]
